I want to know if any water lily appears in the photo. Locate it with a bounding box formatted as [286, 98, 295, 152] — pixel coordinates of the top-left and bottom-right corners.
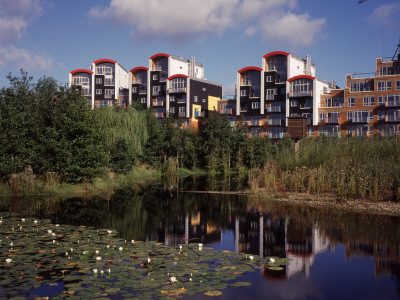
[107, 230, 112, 234]
[131, 240, 134, 244]
[170, 276, 177, 283]
[100, 270, 104, 275]
[34, 220, 38, 224]
[93, 268, 98, 274]
[65, 252, 68, 256]
[21, 218, 25, 222]
[95, 250, 99, 254]
[198, 243, 203, 251]
[147, 257, 151, 264]
[96, 256, 102, 261]
[189, 278, 192, 282]
[270, 258, 276, 263]
[10, 242, 13, 246]
[119, 247, 123, 251]
[52, 240, 56, 244]
[249, 255, 254, 260]
[70, 248, 73, 252]
[55, 224, 59, 227]
[106, 245, 110, 249]
[48, 230, 52, 234]
[5, 258, 12, 263]
[108, 268, 111, 274]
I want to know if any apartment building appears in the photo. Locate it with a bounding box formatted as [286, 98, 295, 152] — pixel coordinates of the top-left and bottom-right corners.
[69, 59, 129, 109]
[229, 51, 331, 138]
[319, 54, 400, 137]
[128, 53, 222, 128]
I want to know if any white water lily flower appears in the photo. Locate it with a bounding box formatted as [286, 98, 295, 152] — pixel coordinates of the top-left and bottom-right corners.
[10, 242, 13, 246]
[107, 230, 112, 234]
[83, 251, 90, 255]
[270, 258, 276, 263]
[93, 268, 98, 274]
[170, 276, 177, 283]
[34, 220, 38, 224]
[189, 278, 192, 282]
[70, 248, 73, 252]
[249, 255, 254, 260]
[95, 250, 99, 254]
[96, 256, 102, 261]
[55, 224, 59, 227]
[65, 252, 68, 256]
[108, 268, 111, 274]
[53, 240, 56, 244]
[0, 220, 2, 224]
[147, 258, 151, 264]
[5, 258, 12, 263]
[21, 218, 25, 222]
[179, 245, 182, 250]
[100, 270, 104, 275]
[131, 240, 134, 244]
[52, 233, 56, 236]
[48, 230, 52, 234]
[119, 247, 123, 251]
[106, 245, 110, 249]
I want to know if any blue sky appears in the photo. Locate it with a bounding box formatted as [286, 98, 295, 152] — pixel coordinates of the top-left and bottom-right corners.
[1, 0, 399, 95]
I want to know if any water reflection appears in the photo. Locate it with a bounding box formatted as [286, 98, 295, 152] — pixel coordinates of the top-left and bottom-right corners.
[1, 184, 400, 297]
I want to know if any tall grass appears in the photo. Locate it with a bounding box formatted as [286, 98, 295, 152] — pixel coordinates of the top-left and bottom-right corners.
[249, 137, 400, 201]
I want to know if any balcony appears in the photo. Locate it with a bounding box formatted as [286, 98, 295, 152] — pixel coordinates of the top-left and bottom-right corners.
[104, 80, 115, 86]
[194, 111, 206, 118]
[351, 116, 370, 123]
[169, 87, 186, 93]
[177, 98, 186, 104]
[386, 115, 400, 122]
[380, 130, 398, 137]
[139, 89, 147, 94]
[323, 117, 341, 124]
[322, 132, 340, 138]
[152, 100, 164, 107]
[289, 90, 313, 98]
[265, 94, 275, 100]
[179, 112, 186, 117]
[386, 100, 400, 107]
[246, 120, 263, 126]
[267, 119, 282, 126]
[267, 132, 284, 139]
[154, 112, 165, 118]
[307, 118, 312, 125]
[152, 90, 160, 96]
[267, 106, 281, 113]
[220, 108, 233, 115]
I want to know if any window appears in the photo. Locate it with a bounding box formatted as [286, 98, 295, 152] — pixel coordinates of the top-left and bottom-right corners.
[194, 96, 198, 102]
[303, 99, 313, 108]
[307, 127, 315, 137]
[325, 98, 332, 107]
[170, 107, 175, 113]
[363, 96, 375, 106]
[153, 74, 158, 80]
[141, 97, 146, 104]
[350, 81, 372, 92]
[202, 98, 206, 102]
[105, 89, 114, 99]
[96, 89, 102, 95]
[347, 111, 354, 121]
[178, 107, 186, 117]
[378, 111, 385, 120]
[266, 75, 273, 82]
[397, 81, 400, 90]
[132, 87, 137, 93]
[170, 96, 175, 102]
[291, 100, 298, 107]
[348, 98, 355, 107]
[333, 98, 344, 107]
[377, 81, 392, 91]
[252, 102, 259, 109]
[96, 78, 102, 84]
[378, 96, 386, 105]
[241, 90, 247, 96]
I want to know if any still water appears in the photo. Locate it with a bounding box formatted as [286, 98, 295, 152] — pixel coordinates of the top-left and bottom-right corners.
[1, 180, 400, 299]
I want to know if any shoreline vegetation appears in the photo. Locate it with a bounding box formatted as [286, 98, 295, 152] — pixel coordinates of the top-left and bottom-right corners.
[1, 72, 400, 217]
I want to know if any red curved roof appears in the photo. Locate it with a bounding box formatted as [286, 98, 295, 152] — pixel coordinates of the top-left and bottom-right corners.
[168, 74, 188, 80]
[130, 66, 149, 73]
[263, 51, 290, 59]
[237, 66, 263, 73]
[287, 75, 315, 82]
[150, 53, 170, 60]
[93, 59, 117, 65]
[70, 69, 93, 75]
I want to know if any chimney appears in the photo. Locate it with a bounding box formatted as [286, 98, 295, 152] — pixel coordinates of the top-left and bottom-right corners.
[305, 55, 312, 75]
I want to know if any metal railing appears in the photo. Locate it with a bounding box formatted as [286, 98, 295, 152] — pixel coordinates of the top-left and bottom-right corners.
[289, 90, 312, 97]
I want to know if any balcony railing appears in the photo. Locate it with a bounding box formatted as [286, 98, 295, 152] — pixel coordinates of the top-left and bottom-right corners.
[104, 94, 113, 99]
[154, 112, 165, 118]
[351, 116, 370, 123]
[169, 87, 186, 93]
[267, 132, 284, 139]
[267, 119, 282, 126]
[178, 112, 186, 117]
[194, 111, 206, 118]
[152, 101, 164, 107]
[104, 80, 115, 86]
[289, 90, 312, 97]
[322, 132, 340, 138]
[386, 100, 400, 107]
[177, 99, 186, 104]
[220, 108, 233, 114]
[380, 130, 398, 137]
[323, 117, 341, 124]
[267, 106, 281, 113]
[152, 90, 160, 96]
[265, 94, 275, 100]
[386, 115, 400, 122]
[139, 89, 147, 94]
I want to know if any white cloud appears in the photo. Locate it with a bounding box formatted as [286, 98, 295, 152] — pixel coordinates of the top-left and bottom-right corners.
[89, 0, 325, 46]
[0, 46, 54, 71]
[368, 2, 400, 29]
[0, 0, 42, 44]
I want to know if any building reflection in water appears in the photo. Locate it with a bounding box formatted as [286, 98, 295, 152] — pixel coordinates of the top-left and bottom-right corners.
[156, 201, 400, 282]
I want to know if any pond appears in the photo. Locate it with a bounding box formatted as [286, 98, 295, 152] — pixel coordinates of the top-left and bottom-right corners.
[0, 180, 399, 299]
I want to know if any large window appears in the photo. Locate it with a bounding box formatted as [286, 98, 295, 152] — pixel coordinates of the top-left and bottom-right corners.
[104, 89, 114, 99]
[348, 98, 355, 107]
[363, 96, 375, 106]
[96, 63, 114, 75]
[241, 71, 260, 97]
[350, 80, 372, 92]
[377, 81, 392, 91]
[170, 78, 186, 91]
